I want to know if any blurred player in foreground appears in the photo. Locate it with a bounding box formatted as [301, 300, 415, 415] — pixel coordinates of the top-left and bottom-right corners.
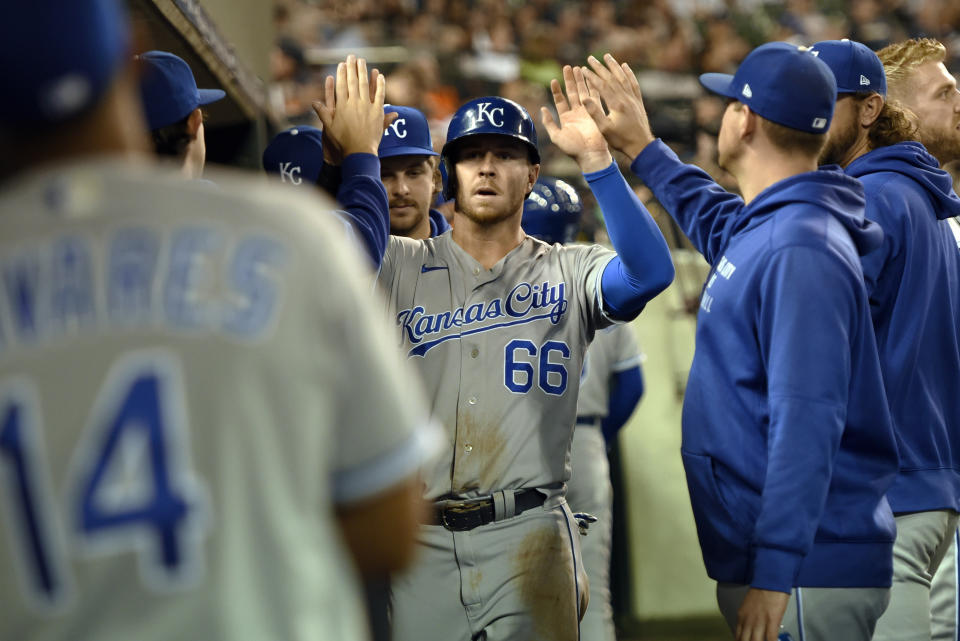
[0, 2, 439, 640]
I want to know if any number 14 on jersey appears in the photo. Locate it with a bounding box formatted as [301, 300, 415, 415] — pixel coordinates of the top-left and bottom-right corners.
[0, 351, 209, 613]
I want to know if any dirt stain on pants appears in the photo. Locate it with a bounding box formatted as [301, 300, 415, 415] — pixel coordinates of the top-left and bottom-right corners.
[516, 526, 580, 641]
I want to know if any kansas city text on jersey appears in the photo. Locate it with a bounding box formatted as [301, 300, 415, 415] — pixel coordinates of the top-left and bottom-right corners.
[397, 280, 568, 357]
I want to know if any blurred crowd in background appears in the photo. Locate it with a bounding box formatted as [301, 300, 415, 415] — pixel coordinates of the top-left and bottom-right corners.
[269, 0, 960, 240]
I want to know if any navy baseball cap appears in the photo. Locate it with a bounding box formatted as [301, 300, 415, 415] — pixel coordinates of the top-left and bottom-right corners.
[138, 51, 226, 130]
[810, 39, 886, 96]
[262, 126, 324, 186]
[1, 0, 130, 126]
[379, 105, 439, 158]
[700, 42, 837, 134]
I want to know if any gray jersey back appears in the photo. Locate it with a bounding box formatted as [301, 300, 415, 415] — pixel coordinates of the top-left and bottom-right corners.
[576, 323, 643, 418]
[0, 161, 436, 641]
[380, 234, 615, 499]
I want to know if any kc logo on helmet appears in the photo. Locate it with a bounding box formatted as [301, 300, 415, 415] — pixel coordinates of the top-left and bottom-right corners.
[385, 118, 408, 138]
[279, 162, 302, 184]
[476, 102, 505, 127]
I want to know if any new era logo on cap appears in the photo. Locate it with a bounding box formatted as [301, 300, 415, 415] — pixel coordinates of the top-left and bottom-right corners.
[810, 39, 887, 96]
[698, 42, 836, 134]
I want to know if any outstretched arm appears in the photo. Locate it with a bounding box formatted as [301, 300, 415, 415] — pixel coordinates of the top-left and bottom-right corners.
[542, 65, 674, 320]
[312, 56, 395, 266]
[582, 54, 745, 265]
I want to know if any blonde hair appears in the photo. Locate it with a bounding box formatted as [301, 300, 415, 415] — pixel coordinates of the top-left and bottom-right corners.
[867, 99, 920, 148]
[876, 38, 947, 98]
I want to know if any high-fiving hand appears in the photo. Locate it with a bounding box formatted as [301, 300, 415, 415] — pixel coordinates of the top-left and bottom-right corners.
[312, 55, 397, 163]
[541, 65, 613, 174]
[579, 54, 656, 161]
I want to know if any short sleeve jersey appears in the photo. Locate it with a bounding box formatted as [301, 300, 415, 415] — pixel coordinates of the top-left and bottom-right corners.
[0, 160, 437, 641]
[379, 233, 615, 499]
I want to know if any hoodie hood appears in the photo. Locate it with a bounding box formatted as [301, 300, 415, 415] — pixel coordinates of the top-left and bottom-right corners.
[731, 165, 881, 256]
[846, 142, 960, 220]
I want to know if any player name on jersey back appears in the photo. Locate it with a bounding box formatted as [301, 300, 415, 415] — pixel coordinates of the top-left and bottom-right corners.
[0, 226, 287, 354]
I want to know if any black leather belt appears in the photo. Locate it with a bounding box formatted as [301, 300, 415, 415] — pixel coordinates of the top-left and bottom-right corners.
[576, 415, 602, 426]
[429, 489, 545, 531]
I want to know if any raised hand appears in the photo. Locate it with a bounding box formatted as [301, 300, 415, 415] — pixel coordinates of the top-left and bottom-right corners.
[580, 54, 655, 160]
[312, 55, 396, 159]
[541, 65, 612, 174]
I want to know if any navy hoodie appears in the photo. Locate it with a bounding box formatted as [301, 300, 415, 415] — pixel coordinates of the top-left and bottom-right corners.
[632, 140, 898, 592]
[846, 142, 960, 514]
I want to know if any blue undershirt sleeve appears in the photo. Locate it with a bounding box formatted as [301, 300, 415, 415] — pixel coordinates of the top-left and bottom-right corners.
[584, 161, 674, 320]
[601, 366, 644, 444]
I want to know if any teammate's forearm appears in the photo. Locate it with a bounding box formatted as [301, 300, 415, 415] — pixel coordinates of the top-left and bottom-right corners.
[630, 139, 745, 264]
[332, 153, 390, 266]
[601, 366, 643, 443]
[584, 161, 674, 317]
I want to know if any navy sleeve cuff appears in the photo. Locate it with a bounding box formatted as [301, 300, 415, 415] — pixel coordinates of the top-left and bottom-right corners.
[630, 139, 676, 183]
[750, 546, 803, 594]
[341, 153, 381, 179]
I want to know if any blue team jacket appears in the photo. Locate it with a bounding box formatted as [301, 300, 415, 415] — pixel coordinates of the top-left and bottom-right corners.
[847, 142, 960, 514]
[633, 140, 898, 593]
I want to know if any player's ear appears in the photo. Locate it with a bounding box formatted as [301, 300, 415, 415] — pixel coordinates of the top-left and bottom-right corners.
[739, 105, 757, 141]
[430, 157, 442, 198]
[185, 108, 203, 140]
[860, 94, 884, 128]
[526, 163, 540, 197]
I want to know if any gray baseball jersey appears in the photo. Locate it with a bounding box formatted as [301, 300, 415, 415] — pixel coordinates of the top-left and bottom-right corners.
[0, 160, 438, 641]
[576, 323, 643, 419]
[379, 233, 616, 500]
[568, 322, 643, 641]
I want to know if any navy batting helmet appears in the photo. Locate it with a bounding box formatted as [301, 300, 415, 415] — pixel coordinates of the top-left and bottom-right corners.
[522, 177, 583, 245]
[441, 96, 540, 200]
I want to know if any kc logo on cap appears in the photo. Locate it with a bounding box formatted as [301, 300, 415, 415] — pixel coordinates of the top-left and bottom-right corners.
[378, 105, 439, 159]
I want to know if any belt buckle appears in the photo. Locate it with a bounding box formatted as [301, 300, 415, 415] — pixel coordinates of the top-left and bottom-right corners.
[439, 499, 490, 531]
[440, 509, 463, 531]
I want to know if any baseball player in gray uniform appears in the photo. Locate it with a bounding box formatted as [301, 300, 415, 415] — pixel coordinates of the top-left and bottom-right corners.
[523, 177, 645, 641]
[314, 57, 674, 641]
[0, 4, 440, 640]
